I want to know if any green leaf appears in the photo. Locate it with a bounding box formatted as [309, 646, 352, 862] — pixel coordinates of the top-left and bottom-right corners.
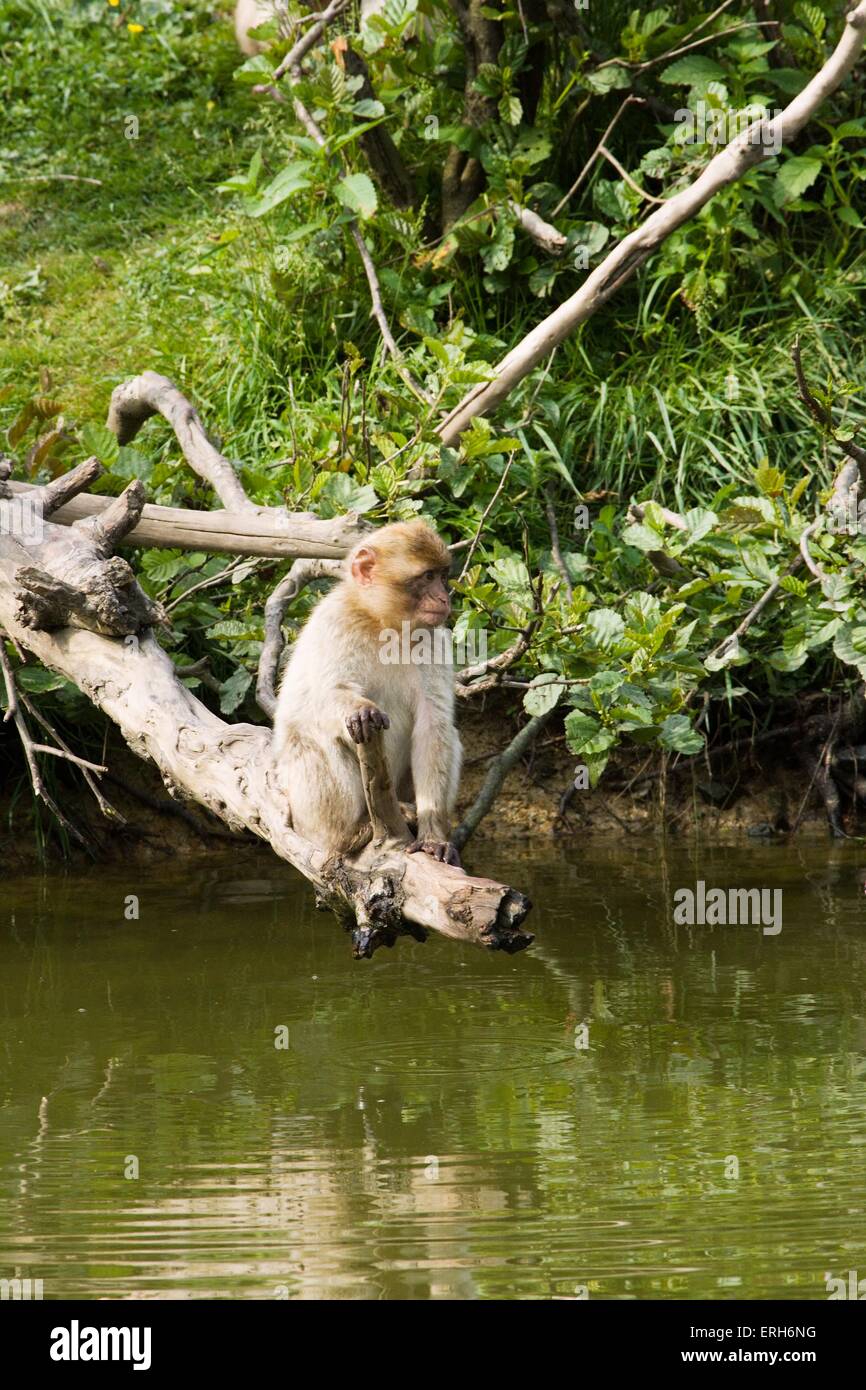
[80, 421, 119, 467]
[775, 155, 822, 204]
[523, 674, 562, 717]
[529, 425, 579, 496]
[141, 550, 186, 584]
[112, 446, 153, 483]
[233, 54, 274, 85]
[794, 2, 824, 38]
[659, 55, 726, 87]
[833, 624, 866, 676]
[764, 68, 809, 95]
[586, 608, 625, 649]
[584, 66, 631, 94]
[15, 666, 67, 694]
[336, 173, 378, 219]
[208, 618, 262, 641]
[244, 161, 312, 218]
[640, 8, 672, 38]
[499, 93, 522, 126]
[219, 667, 252, 716]
[353, 99, 385, 118]
[660, 714, 704, 755]
[319, 473, 378, 515]
[564, 710, 602, 753]
[622, 522, 663, 553]
[682, 507, 717, 545]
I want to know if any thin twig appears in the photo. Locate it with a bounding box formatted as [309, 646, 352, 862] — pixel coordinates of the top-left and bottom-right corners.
[0, 638, 89, 846]
[5, 173, 103, 186]
[544, 489, 574, 601]
[552, 96, 638, 217]
[272, 0, 349, 81]
[599, 145, 667, 205]
[452, 707, 557, 849]
[457, 455, 515, 583]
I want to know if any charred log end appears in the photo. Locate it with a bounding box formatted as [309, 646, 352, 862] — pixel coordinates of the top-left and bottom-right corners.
[350, 870, 411, 960]
[445, 883, 534, 954]
[483, 887, 534, 954]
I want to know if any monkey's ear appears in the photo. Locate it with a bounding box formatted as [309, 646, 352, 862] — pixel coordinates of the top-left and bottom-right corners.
[351, 546, 377, 586]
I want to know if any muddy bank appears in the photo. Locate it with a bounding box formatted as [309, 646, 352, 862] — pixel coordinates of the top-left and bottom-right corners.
[0, 697, 844, 873]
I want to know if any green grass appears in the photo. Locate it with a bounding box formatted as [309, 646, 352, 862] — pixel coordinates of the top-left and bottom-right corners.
[0, 0, 269, 417]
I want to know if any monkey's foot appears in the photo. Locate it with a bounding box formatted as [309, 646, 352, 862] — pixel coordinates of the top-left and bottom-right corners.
[346, 705, 390, 744]
[406, 839, 461, 867]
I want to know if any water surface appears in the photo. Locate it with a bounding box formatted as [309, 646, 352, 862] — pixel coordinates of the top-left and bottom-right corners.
[2, 839, 865, 1299]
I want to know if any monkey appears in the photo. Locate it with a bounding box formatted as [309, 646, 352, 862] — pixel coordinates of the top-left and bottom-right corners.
[272, 519, 462, 866]
[234, 0, 285, 56]
[233, 1, 393, 57]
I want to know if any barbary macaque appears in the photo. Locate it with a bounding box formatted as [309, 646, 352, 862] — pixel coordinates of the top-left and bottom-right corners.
[233, 0, 390, 56]
[273, 520, 462, 865]
[234, 0, 284, 56]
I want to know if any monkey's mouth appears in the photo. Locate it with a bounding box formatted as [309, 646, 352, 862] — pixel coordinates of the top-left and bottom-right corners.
[414, 607, 450, 627]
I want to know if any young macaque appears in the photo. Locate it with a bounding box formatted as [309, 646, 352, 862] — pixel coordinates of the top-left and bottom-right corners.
[273, 520, 462, 865]
[234, 0, 389, 56]
[234, 0, 281, 55]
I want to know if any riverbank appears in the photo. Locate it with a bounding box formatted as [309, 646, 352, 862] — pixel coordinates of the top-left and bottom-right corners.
[0, 694, 846, 875]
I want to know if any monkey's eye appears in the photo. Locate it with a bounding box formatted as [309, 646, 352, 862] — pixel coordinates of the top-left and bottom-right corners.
[423, 570, 436, 582]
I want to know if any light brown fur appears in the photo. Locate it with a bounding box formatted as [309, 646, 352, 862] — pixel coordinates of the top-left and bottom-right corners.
[273, 521, 461, 863]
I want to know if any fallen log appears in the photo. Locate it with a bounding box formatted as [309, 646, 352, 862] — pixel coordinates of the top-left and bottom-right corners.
[0, 463, 533, 958]
[4, 481, 368, 559]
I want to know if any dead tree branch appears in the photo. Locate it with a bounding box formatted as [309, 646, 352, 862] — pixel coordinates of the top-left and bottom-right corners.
[438, 1, 866, 443]
[256, 556, 343, 717]
[0, 466, 532, 957]
[5, 479, 370, 558]
[107, 371, 256, 512]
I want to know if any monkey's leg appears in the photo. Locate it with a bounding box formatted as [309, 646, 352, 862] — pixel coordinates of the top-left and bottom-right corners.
[409, 709, 461, 865]
[277, 734, 369, 853]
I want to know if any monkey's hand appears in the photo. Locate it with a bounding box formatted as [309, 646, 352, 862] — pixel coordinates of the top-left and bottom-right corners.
[406, 839, 461, 867]
[346, 704, 390, 744]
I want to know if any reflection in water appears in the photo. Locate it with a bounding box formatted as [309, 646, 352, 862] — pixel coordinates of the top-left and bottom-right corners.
[1, 839, 866, 1300]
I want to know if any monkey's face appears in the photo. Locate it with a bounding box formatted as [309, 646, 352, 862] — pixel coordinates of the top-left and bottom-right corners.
[406, 567, 451, 629]
[350, 544, 452, 631]
[349, 522, 453, 631]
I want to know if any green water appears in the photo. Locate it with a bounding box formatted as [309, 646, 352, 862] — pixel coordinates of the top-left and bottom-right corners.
[1, 840, 865, 1301]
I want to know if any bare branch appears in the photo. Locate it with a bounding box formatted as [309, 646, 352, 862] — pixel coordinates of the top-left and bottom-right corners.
[439, 2, 866, 443]
[257, 557, 343, 717]
[272, 0, 349, 81]
[107, 371, 255, 512]
[356, 728, 412, 847]
[6, 478, 370, 559]
[510, 203, 567, 254]
[544, 490, 574, 601]
[40, 456, 103, 516]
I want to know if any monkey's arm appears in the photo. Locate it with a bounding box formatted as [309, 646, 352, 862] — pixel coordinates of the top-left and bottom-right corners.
[329, 684, 390, 745]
